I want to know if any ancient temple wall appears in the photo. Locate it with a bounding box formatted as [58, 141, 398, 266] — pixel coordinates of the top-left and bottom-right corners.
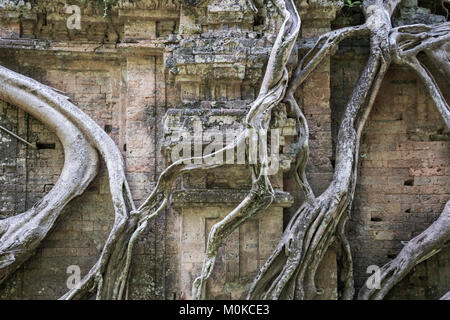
[0, 0, 448, 300]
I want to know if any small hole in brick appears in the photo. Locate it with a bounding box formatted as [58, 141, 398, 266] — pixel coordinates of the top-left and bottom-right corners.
[38, 13, 47, 26]
[371, 216, 382, 222]
[43, 184, 54, 192]
[104, 124, 112, 133]
[404, 179, 414, 186]
[123, 144, 127, 151]
[36, 142, 56, 150]
[405, 208, 411, 213]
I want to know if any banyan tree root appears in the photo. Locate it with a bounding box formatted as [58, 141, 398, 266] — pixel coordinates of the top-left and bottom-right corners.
[0, 67, 99, 285]
[1, 0, 449, 300]
[0, 64, 139, 299]
[0, 0, 375, 299]
[441, 291, 450, 300]
[0, 59, 246, 300]
[249, 0, 450, 301]
[64, 0, 303, 300]
[248, 0, 398, 300]
[192, 0, 301, 300]
[283, 22, 370, 205]
[390, 22, 450, 128]
[191, 176, 275, 299]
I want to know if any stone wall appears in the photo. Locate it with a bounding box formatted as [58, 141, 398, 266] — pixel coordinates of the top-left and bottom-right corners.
[0, 0, 448, 300]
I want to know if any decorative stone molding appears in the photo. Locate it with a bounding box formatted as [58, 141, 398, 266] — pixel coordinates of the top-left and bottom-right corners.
[161, 106, 298, 172]
[172, 189, 294, 207]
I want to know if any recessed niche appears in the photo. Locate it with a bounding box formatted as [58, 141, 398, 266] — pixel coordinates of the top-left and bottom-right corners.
[104, 124, 112, 133]
[36, 142, 56, 150]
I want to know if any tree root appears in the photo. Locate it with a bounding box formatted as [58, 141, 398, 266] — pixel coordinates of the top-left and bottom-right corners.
[247, 192, 349, 299]
[336, 215, 355, 300]
[357, 22, 450, 300]
[0, 66, 99, 285]
[192, 0, 301, 299]
[1, 0, 449, 301]
[192, 176, 275, 299]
